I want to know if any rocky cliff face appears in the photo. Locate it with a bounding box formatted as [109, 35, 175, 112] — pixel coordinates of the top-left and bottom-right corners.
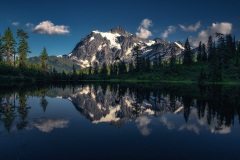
[68, 26, 185, 68]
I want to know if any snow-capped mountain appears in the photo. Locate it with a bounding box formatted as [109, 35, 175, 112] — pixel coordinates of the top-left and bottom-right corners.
[67, 26, 185, 68]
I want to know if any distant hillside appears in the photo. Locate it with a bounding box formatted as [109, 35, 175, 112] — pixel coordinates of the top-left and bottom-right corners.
[28, 56, 81, 73]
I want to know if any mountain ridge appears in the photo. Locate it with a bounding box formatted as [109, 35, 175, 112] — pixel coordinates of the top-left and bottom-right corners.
[67, 26, 186, 68]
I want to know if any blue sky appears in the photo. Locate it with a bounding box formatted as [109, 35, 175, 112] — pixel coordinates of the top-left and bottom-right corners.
[0, 0, 240, 57]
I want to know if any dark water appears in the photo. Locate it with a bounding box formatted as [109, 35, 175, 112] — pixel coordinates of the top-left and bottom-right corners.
[0, 83, 240, 160]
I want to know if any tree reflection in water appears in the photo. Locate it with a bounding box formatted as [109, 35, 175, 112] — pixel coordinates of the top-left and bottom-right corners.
[0, 83, 239, 134]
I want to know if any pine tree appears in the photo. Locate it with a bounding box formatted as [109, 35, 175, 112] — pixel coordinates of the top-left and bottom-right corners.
[72, 64, 77, 81]
[88, 62, 92, 75]
[40, 95, 48, 113]
[62, 70, 67, 81]
[236, 43, 240, 66]
[132, 44, 141, 72]
[197, 41, 202, 62]
[17, 29, 30, 68]
[153, 55, 158, 70]
[110, 64, 114, 76]
[232, 35, 237, 59]
[217, 33, 228, 69]
[72, 64, 76, 75]
[201, 43, 207, 61]
[113, 62, 118, 76]
[0, 34, 4, 62]
[226, 34, 234, 58]
[210, 33, 223, 81]
[100, 62, 108, 76]
[170, 52, 176, 72]
[40, 47, 48, 71]
[207, 36, 213, 61]
[2, 27, 16, 65]
[183, 38, 193, 66]
[128, 60, 134, 74]
[158, 54, 162, 68]
[93, 62, 99, 75]
[145, 56, 151, 72]
[118, 60, 127, 75]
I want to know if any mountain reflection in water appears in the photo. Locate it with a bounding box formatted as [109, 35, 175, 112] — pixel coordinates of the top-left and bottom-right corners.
[0, 83, 240, 159]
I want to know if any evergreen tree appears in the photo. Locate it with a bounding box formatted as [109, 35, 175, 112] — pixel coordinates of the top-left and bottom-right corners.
[170, 52, 176, 72]
[226, 34, 235, 58]
[118, 60, 127, 75]
[72, 64, 76, 75]
[139, 56, 146, 72]
[88, 62, 92, 75]
[113, 62, 118, 76]
[100, 62, 108, 76]
[216, 33, 228, 69]
[17, 93, 29, 130]
[210, 33, 223, 81]
[201, 43, 207, 61]
[197, 41, 202, 62]
[153, 55, 158, 70]
[93, 62, 99, 75]
[158, 54, 162, 69]
[110, 64, 114, 76]
[40, 95, 48, 113]
[145, 56, 151, 72]
[128, 60, 134, 74]
[2, 27, 16, 65]
[17, 29, 30, 68]
[237, 43, 240, 66]
[132, 44, 141, 72]
[40, 47, 48, 71]
[62, 70, 67, 81]
[183, 38, 193, 66]
[232, 35, 237, 58]
[0, 34, 4, 62]
[72, 64, 78, 81]
[207, 36, 213, 61]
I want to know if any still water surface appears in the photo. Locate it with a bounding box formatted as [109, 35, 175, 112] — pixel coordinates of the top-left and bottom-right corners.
[0, 83, 240, 160]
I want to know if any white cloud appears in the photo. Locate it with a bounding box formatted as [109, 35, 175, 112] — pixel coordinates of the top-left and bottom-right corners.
[26, 23, 34, 28]
[140, 19, 153, 29]
[33, 21, 70, 35]
[179, 21, 201, 32]
[136, 28, 152, 39]
[136, 18, 153, 39]
[161, 25, 176, 39]
[136, 116, 151, 136]
[191, 108, 231, 135]
[34, 118, 69, 133]
[12, 22, 20, 27]
[179, 124, 200, 134]
[160, 116, 175, 130]
[25, 23, 34, 31]
[189, 22, 232, 47]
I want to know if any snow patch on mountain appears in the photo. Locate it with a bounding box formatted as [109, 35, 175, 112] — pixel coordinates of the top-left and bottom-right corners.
[92, 105, 121, 124]
[89, 37, 95, 42]
[91, 55, 96, 62]
[174, 42, 185, 50]
[80, 60, 90, 67]
[93, 30, 121, 49]
[68, 53, 72, 57]
[146, 40, 155, 46]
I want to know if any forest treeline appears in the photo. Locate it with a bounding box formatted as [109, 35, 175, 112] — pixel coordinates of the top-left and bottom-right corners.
[0, 27, 239, 83]
[0, 82, 239, 132]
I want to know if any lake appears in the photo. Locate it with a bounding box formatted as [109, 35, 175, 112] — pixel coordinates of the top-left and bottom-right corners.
[0, 83, 240, 160]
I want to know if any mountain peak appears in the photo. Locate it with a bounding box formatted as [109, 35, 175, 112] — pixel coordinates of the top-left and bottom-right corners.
[109, 26, 131, 37]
